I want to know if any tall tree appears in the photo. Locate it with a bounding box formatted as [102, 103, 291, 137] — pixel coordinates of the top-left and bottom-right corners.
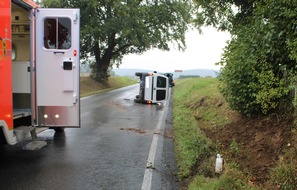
[43, 0, 196, 83]
[192, 0, 257, 32]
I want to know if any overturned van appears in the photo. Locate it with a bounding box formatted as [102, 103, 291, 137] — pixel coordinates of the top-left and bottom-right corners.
[134, 72, 169, 104]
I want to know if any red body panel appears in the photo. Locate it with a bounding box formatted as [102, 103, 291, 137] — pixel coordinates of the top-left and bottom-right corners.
[0, 0, 13, 130]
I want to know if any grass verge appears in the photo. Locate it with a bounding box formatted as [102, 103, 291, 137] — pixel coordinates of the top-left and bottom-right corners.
[269, 129, 297, 189]
[173, 77, 297, 189]
[173, 78, 256, 189]
[172, 78, 215, 178]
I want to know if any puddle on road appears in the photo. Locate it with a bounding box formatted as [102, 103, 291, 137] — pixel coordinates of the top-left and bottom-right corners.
[107, 101, 127, 112]
[119, 127, 173, 139]
[120, 128, 146, 134]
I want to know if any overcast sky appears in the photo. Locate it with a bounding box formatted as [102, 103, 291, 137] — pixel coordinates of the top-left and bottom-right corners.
[119, 27, 231, 73]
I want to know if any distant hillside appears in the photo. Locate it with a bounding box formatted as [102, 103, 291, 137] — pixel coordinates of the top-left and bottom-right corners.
[173, 69, 219, 78]
[113, 68, 219, 78]
[113, 68, 155, 77]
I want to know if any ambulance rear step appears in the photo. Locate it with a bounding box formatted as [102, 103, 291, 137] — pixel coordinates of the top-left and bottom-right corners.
[14, 126, 47, 150]
[14, 126, 36, 141]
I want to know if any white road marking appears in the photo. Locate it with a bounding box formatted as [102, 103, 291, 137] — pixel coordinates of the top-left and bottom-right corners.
[141, 101, 168, 190]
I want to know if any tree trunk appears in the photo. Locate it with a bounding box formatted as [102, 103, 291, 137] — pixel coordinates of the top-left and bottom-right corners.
[91, 42, 112, 86]
[95, 57, 110, 84]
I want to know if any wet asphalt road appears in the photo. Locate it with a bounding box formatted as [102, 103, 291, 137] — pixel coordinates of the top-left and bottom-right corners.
[0, 85, 178, 190]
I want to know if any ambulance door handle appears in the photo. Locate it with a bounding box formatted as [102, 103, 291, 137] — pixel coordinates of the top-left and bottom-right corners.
[73, 94, 78, 104]
[54, 52, 65, 54]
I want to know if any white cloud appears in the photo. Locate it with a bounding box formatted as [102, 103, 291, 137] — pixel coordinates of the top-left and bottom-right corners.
[119, 26, 230, 72]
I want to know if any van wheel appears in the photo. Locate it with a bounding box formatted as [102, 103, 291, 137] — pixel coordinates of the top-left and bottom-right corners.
[135, 72, 143, 77]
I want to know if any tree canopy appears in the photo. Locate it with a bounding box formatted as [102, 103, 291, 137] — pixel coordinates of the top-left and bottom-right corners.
[42, 0, 197, 83]
[194, 0, 297, 116]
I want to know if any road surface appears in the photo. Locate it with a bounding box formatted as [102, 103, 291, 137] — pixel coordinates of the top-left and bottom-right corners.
[0, 85, 178, 190]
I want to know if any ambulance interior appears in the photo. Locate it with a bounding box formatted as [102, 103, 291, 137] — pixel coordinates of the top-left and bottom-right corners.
[11, 3, 31, 127]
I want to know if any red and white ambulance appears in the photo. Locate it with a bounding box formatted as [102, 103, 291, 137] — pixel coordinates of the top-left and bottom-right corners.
[0, 0, 80, 146]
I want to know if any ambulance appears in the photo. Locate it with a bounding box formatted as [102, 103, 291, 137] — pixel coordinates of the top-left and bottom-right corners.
[0, 0, 80, 146]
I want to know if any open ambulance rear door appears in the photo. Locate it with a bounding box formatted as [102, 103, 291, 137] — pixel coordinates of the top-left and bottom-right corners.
[31, 8, 80, 128]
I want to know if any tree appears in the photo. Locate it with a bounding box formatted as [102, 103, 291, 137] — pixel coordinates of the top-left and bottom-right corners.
[192, 0, 256, 32]
[194, 0, 297, 116]
[42, 0, 196, 83]
[219, 23, 291, 116]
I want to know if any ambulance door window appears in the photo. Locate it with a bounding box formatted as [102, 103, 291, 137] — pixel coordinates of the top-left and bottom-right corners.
[44, 18, 71, 49]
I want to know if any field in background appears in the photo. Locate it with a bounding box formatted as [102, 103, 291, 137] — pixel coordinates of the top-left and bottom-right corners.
[80, 76, 137, 97]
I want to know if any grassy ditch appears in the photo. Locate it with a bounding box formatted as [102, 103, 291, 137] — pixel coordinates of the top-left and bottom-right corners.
[80, 76, 137, 97]
[172, 77, 254, 189]
[172, 78, 216, 179]
[173, 77, 297, 189]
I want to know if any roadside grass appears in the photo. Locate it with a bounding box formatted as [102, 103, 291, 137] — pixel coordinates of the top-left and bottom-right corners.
[80, 76, 137, 97]
[188, 167, 259, 190]
[172, 78, 215, 178]
[173, 77, 297, 189]
[172, 77, 256, 189]
[269, 129, 297, 189]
